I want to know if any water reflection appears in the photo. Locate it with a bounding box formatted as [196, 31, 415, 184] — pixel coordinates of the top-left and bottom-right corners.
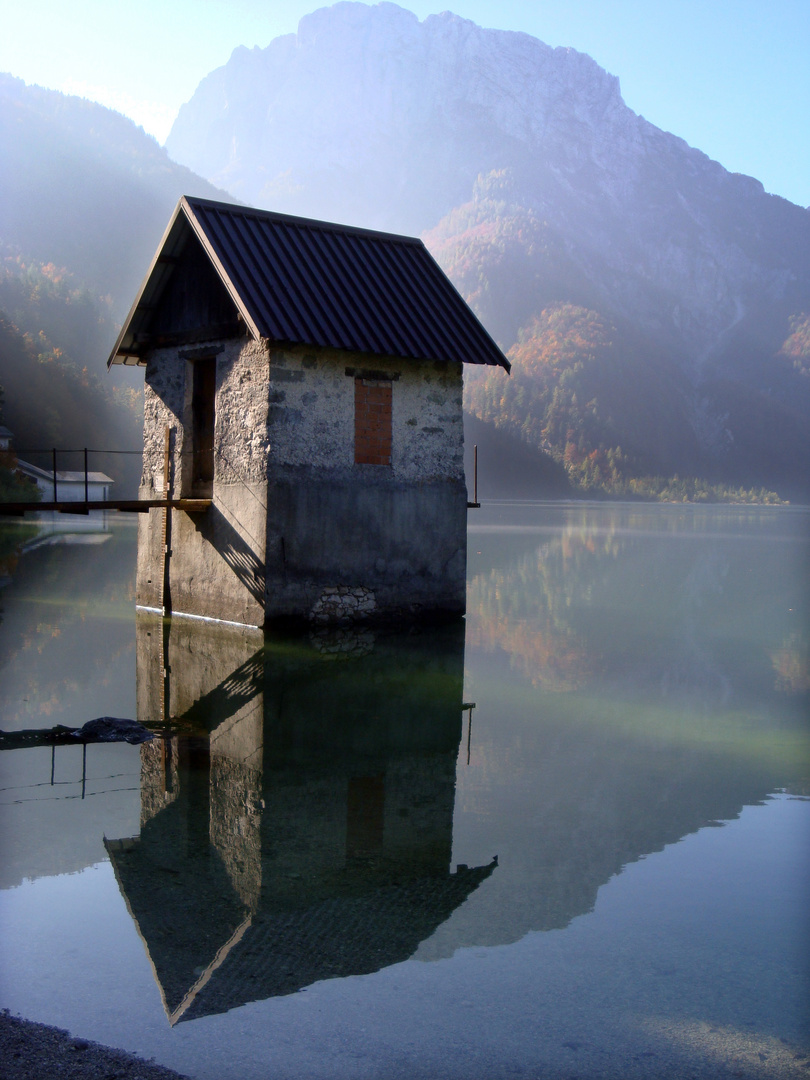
[0, 520, 136, 733]
[434, 503, 810, 957]
[772, 632, 810, 694]
[468, 502, 810, 713]
[106, 616, 495, 1025]
[1, 507, 807, 1078]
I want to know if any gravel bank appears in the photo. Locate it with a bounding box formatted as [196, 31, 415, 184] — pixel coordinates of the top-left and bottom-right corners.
[0, 1012, 190, 1080]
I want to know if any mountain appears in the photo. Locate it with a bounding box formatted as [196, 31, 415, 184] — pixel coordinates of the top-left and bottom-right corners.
[166, 2, 810, 498]
[434, 174, 810, 497]
[0, 74, 234, 314]
[0, 76, 238, 493]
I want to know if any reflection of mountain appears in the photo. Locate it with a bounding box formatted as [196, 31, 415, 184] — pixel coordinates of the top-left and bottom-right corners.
[467, 513, 619, 691]
[424, 672, 791, 959]
[106, 616, 494, 1024]
[771, 633, 810, 694]
[467, 505, 809, 712]
[430, 505, 809, 958]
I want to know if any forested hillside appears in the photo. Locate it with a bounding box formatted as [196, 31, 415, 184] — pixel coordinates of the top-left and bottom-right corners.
[0, 75, 235, 496]
[0, 262, 142, 493]
[431, 173, 810, 500]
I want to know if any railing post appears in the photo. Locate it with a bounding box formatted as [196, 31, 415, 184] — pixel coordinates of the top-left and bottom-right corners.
[84, 448, 89, 505]
[52, 448, 58, 502]
[474, 444, 478, 505]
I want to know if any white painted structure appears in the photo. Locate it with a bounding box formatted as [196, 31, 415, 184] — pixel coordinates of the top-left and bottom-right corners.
[14, 459, 113, 502]
[2, 431, 114, 504]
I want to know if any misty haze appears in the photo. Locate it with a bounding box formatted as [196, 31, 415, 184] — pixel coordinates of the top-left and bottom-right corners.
[0, 4, 808, 1079]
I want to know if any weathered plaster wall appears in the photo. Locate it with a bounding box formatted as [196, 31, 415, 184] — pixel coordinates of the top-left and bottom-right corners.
[214, 340, 272, 487]
[140, 350, 186, 497]
[138, 339, 269, 626]
[260, 345, 467, 622]
[261, 345, 463, 482]
[264, 476, 467, 620]
[140, 338, 270, 495]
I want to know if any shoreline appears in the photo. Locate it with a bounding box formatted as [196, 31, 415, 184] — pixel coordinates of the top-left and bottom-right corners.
[0, 1011, 190, 1080]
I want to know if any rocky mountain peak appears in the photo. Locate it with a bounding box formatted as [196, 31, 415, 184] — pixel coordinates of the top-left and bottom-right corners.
[5, 8, 808, 498]
[166, 3, 808, 359]
[161, 2, 810, 496]
[166, 2, 628, 233]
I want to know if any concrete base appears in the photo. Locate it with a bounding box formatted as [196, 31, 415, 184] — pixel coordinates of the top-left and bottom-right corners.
[263, 470, 467, 624]
[136, 471, 467, 627]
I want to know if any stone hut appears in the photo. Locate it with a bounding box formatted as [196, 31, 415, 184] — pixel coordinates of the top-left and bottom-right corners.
[108, 197, 509, 628]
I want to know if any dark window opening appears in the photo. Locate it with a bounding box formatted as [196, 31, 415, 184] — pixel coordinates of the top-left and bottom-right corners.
[346, 775, 385, 859]
[191, 358, 216, 494]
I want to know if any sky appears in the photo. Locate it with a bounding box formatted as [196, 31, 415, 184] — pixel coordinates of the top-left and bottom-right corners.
[2, 0, 808, 208]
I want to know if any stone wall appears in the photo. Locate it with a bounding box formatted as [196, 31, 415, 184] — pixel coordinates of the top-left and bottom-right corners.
[261, 344, 464, 483]
[137, 337, 467, 626]
[137, 338, 269, 625]
[140, 338, 269, 497]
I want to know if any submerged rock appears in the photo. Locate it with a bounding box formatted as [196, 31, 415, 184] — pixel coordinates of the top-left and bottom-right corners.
[71, 717, 154, 744]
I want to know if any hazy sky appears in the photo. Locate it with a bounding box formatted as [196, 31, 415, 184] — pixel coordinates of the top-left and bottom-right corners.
[2, 0, 808, 208]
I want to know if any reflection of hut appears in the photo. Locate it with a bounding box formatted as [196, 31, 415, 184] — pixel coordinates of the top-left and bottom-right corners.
[106, 616, 495, 1024]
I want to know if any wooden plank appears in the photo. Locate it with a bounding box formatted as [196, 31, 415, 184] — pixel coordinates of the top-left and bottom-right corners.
[152, 322, 244, 347]
[161, 425, 173, 615]
[0, 499, 211, 516]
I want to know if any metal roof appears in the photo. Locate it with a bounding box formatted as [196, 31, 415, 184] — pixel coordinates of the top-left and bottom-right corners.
[108, 196, 509, 370]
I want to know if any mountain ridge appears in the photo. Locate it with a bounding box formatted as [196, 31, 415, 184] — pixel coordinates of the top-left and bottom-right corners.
[165, 3, 809, 361]
[2, 4, 809, 498]
[164, 2, 810, 495]
[0, 73, 235, 310]
[0, 76, 238, 495]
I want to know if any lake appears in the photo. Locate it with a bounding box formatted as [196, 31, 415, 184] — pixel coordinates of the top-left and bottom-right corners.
[0, 503, 808, 1079]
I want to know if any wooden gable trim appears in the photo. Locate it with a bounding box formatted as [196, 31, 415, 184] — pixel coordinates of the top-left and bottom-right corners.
[180, 197, 263, 343]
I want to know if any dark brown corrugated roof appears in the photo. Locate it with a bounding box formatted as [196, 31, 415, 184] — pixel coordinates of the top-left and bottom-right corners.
[108, 196, 509, 370]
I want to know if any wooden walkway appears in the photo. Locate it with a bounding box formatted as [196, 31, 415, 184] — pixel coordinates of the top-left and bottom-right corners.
[0, 498, 211, 516]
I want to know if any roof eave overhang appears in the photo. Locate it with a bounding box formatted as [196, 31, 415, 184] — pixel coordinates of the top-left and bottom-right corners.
[417, 241, 510, 373]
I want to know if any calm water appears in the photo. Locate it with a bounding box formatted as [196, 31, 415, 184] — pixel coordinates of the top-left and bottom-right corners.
[0, 504, 808, 1079]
